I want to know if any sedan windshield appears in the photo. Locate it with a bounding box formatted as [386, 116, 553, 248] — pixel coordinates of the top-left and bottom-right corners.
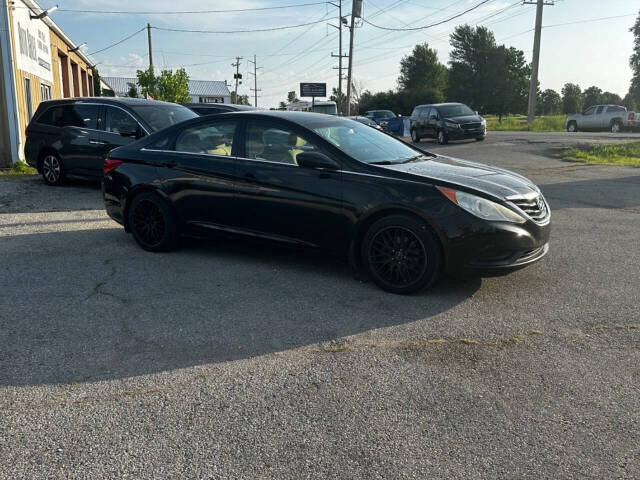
[438, 104, 475, 118]
[313, 119, 420, 164]
[131, 104, 198, 131]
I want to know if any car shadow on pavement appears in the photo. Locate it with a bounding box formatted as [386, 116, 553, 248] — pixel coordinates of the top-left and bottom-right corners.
[0, 228, 481, 387]
[539, 175, 640, 211]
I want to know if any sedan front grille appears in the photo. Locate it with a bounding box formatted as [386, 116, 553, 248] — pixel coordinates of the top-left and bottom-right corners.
[509, 194, 549, 223]
[461, 122, 482, 130]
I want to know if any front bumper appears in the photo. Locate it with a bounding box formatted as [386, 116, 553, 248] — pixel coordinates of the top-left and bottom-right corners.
[447, 126, 486, 139]
[441, 214, 550, 278]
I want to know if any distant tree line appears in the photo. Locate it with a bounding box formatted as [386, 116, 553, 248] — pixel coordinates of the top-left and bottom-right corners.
[357, 13, 640, 117]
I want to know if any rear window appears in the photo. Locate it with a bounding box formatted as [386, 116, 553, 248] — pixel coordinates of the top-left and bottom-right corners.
[37, 106, 64, 126]
[130, 104, 197, 131]
[37, 104, 99, 129]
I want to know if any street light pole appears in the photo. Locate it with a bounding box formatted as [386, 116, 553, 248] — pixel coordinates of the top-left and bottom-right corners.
[525, 0, 554, 123]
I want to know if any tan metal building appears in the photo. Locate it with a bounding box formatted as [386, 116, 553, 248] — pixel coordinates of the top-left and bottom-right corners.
[1, 0, 94, 167]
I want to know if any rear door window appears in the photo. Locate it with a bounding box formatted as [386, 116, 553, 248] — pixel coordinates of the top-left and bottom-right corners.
[174, 121, 237, 156]
[595, 106, 604, 114]
[244, 121, 318, 165]
[104, 106, 140, 135]
[67, 104, 99, 129]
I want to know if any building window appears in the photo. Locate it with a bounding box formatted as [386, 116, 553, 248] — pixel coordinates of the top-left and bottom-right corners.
[24, 78, 33, 120]
[199, 96, 224, 103]
[41, 84, 52, 101]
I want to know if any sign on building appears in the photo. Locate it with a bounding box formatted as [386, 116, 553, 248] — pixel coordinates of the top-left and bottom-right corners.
[300, 83, 326, 98]
[12, 1, 53, 83]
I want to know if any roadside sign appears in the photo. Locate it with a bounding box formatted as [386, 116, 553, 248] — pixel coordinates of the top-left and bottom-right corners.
[300, 83, 326, 98]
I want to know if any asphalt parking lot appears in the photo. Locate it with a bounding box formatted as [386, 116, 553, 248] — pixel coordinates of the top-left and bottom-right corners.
[1, 131, 639, 478]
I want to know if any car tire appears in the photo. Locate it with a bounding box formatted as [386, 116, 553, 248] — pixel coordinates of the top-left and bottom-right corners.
[362, 214, 441, 294]
[411, 129, 420, 143]
[610, 120, 622, 133]
[437, 130, 449, 145]
[40, 152, 65, 186]
[128, 191, 178, 252]
[567, 121, 577, 133]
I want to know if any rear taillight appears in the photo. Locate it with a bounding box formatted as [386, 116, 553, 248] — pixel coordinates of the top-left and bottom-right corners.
[629, 112, 635, 121]
[25, 129, 29, 137]
[104, 158, 123, 174]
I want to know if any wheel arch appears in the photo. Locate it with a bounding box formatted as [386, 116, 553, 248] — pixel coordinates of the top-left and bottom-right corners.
[37, 147, 60, 173]
[122, 185, 176, 232]
[349, 206, 446, 272]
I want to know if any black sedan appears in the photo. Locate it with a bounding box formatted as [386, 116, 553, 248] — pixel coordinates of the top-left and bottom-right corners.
[103, 111, 550, 294]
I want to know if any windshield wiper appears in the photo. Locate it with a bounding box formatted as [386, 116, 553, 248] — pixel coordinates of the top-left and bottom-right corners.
[369, 160, 395, 165]
[400, 155, 427, 164]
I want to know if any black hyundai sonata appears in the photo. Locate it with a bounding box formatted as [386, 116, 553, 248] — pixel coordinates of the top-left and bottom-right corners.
[103, 111, 550, 294]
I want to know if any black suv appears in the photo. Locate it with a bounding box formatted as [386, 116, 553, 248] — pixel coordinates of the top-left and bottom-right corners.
[183, 103, 257, 116]
[410, 102, 486, 145]
[25, 97, 197, 185]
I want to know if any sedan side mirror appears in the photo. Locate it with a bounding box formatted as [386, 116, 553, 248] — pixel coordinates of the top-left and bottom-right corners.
[296, 152, 339, 170]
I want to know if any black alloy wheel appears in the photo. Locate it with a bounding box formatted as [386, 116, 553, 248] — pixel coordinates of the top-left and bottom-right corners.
[437, 130, 448, 145]
[128, 192, 178, 252]
[41, 153, 64, 186]
[362, 215, 441, 294]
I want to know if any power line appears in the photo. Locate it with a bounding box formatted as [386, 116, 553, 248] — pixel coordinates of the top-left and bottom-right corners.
[152, 17, 332, 34]
[361, 0, 494, 31]
[87, 27, 146, 55]
[23, 1, 329, 15]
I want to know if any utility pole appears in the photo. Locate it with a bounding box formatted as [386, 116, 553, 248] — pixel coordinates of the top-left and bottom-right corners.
[329, 0, 347, 114]
[249, 55, 262, 107]
[147, 23, 153, 68]
[346, 0, 362, 116]
[525, 0, 553, 123]
[232, 57, 243, 103]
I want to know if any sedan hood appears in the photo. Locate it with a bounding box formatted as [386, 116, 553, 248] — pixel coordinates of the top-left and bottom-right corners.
[380, 155, 539, 200]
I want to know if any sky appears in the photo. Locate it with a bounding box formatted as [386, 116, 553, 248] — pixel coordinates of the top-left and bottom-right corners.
[25, 0, 640, 108]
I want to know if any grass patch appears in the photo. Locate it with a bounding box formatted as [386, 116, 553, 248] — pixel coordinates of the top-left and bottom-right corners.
[485, 114, 565, 132]
[0, 162, 37, 177]
[560, 142, 640, 167]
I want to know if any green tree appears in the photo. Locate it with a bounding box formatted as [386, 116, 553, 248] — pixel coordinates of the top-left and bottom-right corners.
[537, 89, 562, 115]
[278, 101, 287, 110]
[91, 67, 101, 97]
[601, 91, 622, 105]
[135, 67, 190, 102]
[447, 25, 528, 116]
[127, 84, 138, 98]
[398, 43, 448, 93]
[582, 86, 603, 108]
[627, 10, 640, 109]
[561, 83, 583, 114]
[231, 92, 251, 105]
[485, 45, 530, 119]
[136, 67, 158, 99]
[157, 68, 190, 103]
[287, 91, 299, 103]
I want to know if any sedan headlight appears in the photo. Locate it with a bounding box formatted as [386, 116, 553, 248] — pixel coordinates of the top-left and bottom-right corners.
[445, 121, 460, 128]
[438, 187, 526, 223]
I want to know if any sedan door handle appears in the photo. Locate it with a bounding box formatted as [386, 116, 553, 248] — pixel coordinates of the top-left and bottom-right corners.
[89, 139, 107, 145]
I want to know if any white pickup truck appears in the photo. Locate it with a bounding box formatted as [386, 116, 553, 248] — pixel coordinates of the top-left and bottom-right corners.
[566, 104, 640, 133]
